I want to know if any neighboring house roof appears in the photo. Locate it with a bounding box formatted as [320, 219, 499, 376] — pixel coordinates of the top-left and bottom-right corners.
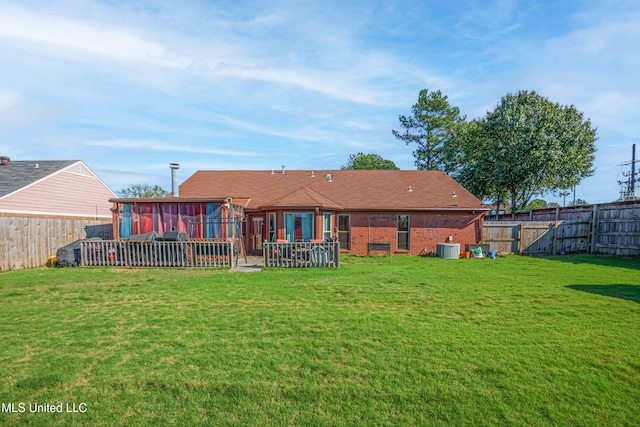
[179, 170, 488, 211]
[0, 160, 77, 197]
[0, 160, 117, 217]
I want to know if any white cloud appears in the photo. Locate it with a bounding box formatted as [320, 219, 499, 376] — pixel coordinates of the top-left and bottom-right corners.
[0, 89, 21, 113]
[0, 88, 65, 131]
[0, 7, 186, 69]
[206, 112, 361, 144]
[0, 4, 429, 107]
[581, 92, 638, 126]
[520, 8, 640, 130]
[85, 139, 260, 157]
[545, 15, 640, 62]
[0, 6, 394, 106]
[455, 0, 523, 40]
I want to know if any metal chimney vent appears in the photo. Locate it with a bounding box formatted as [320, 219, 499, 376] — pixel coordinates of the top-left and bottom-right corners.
[170, 163, 180, 198]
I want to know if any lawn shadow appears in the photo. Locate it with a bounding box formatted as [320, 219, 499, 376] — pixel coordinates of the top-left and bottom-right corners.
[543, 254, 640, 271]
[567, 284, 640, 304]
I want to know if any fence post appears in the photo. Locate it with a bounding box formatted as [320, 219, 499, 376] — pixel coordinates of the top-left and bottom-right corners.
[517, 223, 524, 254]
[552, 207, 561, 255]
[590, 204, 600, 254]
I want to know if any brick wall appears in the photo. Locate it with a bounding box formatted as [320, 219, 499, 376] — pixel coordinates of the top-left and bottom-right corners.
[346, 211, 483, 255]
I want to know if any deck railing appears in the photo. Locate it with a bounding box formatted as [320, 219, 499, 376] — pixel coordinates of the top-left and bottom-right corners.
[81, 240, 234, 268]
[263, 241, 340, 268]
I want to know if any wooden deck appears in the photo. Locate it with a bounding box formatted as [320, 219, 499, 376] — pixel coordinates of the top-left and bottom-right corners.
[263, 242, 340, 268]
[81, 240, 234, 268]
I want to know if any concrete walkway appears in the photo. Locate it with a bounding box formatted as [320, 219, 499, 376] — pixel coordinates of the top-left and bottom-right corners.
[230, 255, 264, 272]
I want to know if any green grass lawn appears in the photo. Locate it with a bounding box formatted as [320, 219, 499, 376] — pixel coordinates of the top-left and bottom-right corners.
[1, 255, 639, 426]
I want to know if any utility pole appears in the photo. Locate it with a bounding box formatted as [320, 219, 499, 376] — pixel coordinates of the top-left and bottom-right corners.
[632, 143, 636, 197]
[619, 144, 640, 201]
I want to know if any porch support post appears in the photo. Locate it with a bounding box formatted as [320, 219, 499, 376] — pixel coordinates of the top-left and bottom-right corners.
[315, 207, 322, 240]
[111, 202, 119, 240]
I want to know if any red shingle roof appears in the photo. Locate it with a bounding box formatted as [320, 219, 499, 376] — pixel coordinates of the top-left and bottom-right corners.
[179, 170, 486, 211]
[266, 187, 343, 210]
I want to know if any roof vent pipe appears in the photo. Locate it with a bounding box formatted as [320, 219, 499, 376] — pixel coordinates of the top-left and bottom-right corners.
[281, 165, 285, 174]
[170, 163, 180, 198]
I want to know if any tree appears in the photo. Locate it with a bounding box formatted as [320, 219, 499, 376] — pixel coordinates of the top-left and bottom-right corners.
[448, 91, 597, 213]
[117, 184, 168, 198]
[569, 198, 589, 206]
[522, 199, 548, 212]
[393, 89, 465, 170]
[341, 152, 399, 170]
[444, 118, 508, 212]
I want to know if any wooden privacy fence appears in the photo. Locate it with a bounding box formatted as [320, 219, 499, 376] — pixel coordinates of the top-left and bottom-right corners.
[0, 215, 111, 271]
[81, 240, 234, 268]
[483, 202, 640, 256]
[483, 221, 591, 255]
[263, 241, 340, 268]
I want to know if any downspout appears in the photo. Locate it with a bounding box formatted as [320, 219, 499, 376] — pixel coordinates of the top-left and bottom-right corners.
[367, 215, 371, 256]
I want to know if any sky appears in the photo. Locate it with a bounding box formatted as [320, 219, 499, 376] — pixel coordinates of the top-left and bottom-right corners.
[1, 0, 639, 204]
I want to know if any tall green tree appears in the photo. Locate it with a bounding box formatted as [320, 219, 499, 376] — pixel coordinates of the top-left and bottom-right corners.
[117, 184, 167, 198]
[447, 91, 597, 213]
[341, 152, 399, 170]
[393, 89, 464, 170]
[522, 199, 549, 212]
[445, 119, 508, 211]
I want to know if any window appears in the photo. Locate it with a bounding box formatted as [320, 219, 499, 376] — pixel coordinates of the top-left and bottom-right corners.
[323, 213, 332, 241]
[397, 215, 410, 250]
[337, 215, 350, 250]
[269, 213, 276, 242]
[285, 212, 314, 242]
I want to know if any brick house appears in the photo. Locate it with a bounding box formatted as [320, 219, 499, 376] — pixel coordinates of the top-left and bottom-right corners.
[176, 169, 489, 256]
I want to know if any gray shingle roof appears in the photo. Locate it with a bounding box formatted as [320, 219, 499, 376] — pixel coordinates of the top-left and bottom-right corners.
[0, 160, 78, 197]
